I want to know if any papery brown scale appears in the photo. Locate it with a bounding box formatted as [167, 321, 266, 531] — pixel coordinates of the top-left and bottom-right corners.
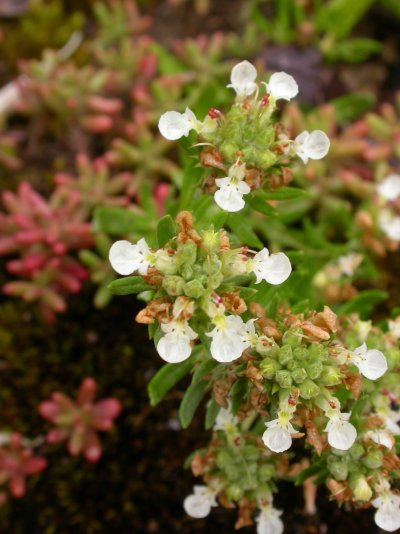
[235, 497, 255, 529]
[344, 373, 362, 400]
[221, 292, 247, 315]
[219, 231, 230, 252]
[244, 168, 261, 190]
[143, 267, 163, 286]
[382, 453, 400, 471]
[219, 492, 236, 509]
[300, 321, 330, 341]
[365, 415, 385, 428]
[326, 479, 353, 502]
[199, 148, 225, 171]
[190, 452, 205, 477]
[313, 306, 338, 333]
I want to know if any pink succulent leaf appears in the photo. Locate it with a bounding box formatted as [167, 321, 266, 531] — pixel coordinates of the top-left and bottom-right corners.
[38, 401, 60, 422]
[77, 378, 97, 406]
[92, 399, 122, 428]
[84, 430, 102, 463]
[68, 425, 86, 457]
[22, 457, 47, 476]
[9, 475, 25, 498]
[46, 428, 69, 444]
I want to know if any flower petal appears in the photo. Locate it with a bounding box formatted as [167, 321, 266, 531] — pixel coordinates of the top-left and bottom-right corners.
[377, 175, 400, 201]
[158, 110, 191, 140]
[183, 494, 211, 518]
[303, 130, 330, 160]
[265, 72, 298, 101]
[214, 185, 245, 212]
[327, 421, 357, 450]
[258, 252, 292, 285]
[262, 426, 292, 453]
[157, 332, 193, 363]
[228, 60, 258, 98]
[109, 240, 141, 275]
[358, 349, 388, 380]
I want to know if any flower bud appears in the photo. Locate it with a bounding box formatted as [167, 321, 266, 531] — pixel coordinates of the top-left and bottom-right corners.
[177, 241, 198, 267]
[306, 361, 323, 380]
[282, 327, 303, 346]
[220, 141, 239, 161]
[327, 457, 348, 481]
[293, 347, 309, 361]
[243, 445, 259, 461]
[308, 344, 325, 360]
[351, 475, 373, 502]
[260, 358, 281, 379]
[278, 345, 293, 365]
[362, 449, 383, 469]
[216, 450, 231, 468]
[155, 250, 178, 275]
[162, 275, 185, 296]
[292, 367, 307, 384]
[319, 366, 342, 386]
[349, 443, 364, 460]
[202, 229, 222, 252]
[226, 484, 244, 501]
[259, 464, 275, 481]
[275, 370, 293, 389]
[209, 272, 224, 289]
[299, 379, 320, 399]
[184, 279, 205, 298]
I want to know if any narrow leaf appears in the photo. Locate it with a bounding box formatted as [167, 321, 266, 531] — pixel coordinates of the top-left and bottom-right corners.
[157, 214, 176, 247]
[148, 356, 195, 406]
[108, 276, 151, 295]
[179, 379, 209, 428]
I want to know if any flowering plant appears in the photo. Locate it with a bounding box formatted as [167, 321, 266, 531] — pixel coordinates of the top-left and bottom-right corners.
[108, 60, 400, 532]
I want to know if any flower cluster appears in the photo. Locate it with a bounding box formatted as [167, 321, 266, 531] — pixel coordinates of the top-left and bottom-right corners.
[109, 211, 292, 363]
[158, 60, 330, 212]
[38, 378, 121, 463]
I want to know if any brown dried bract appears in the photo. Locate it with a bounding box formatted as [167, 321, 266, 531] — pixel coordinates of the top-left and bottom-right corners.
[343, 372, 362, 400]
[135, 298, 172, 324]
[200, 147, 226, 171]
[244, 168, 261, 190]
[382, 453, 400, 471]
[212, 376, 235, 408]
[219, 492, 236, 509]
[219, 230, 230, 251]
[313, 306, 338, 333]
[327, 479, 353, 502]
[142, 267, 163, 287]
[249, 388, 268, 415]
[235, 498, 255, 529]
[221, 291, 247, 315]
[300, 321, 331, 342]
[176, 211, 202, 244]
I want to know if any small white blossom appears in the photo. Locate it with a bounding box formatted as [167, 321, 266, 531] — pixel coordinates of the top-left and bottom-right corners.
[372, 491, 400, 532]
[109, 238, 153, 276]
[158, 107, 200, 140]
[377, 175, 400, 201]
[214, 406, 238, 433]
[262, 410, 296, 453]
[206, 314, 250, 363]
[214, 162, 250, 212]
[183, 485, 218, 519]
[263, 71, 298, 101]
[256, 503, 284, 534]
[324, 409, 357, 450]
[378, 210, 400, 241]
[337, 253, 363, 276]
[227, 60, 258, 99]
[350, 342, 388, 380]
[377, 405, 400, 435]
[366, 429, 395, 450]
[156, 319, 197, 363]
[388, 317, 400, 339]
[294, 130, 330, 164]
[250, 248, 292, 285]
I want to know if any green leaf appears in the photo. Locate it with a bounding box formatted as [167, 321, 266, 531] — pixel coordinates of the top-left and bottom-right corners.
[148, 356, 195, 406]
[149, 42, 186, 74]
[205, 399, 220, 430]
[339, 290, 388, 318]
[327, 38, 382, 63]
[107, 276, 151, 295]
[331, 92, 375, 123]
[157, 214, 176, 247]
[179, 379, 209, 428]
[228, 213, 263, 249]
[230, 378, 247, 415]
[315, 0, 373, 39]
[260, 187, 309, 201]
[247, 191, 277, 217]
[192, 359, 218, 384]
[93, 206, 151, 235]
[295, 457, 326, 485]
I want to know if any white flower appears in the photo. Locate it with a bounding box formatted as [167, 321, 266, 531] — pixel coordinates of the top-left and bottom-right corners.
[214, 163, 250, 212]
[227, 60, 257, 99]
[183, 485, 218, 519]
[214, 406, 238, 433]
[324, 410, 357, 450]
[378, 210, 400, 241]
[158, 107, 199, 140]
[262, 410, 296, 453]
[250, 248, 292, 285]
[377, 405, 400, 435]
[377, 175, 400, 201]
[372, 491, 400, 532]
[206, 314, 250, 363]
[256, 503, 284, 534]
[294, 130, 330, 164]
[156, 319, 197, 363]
[263, 72, 298, 101]
[337, 253, 363, 276]
[366, 429, 395, 450]
[109, 238, 153, 276]
[350, 343, 388, 380]
[388, 317, 400, 339]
